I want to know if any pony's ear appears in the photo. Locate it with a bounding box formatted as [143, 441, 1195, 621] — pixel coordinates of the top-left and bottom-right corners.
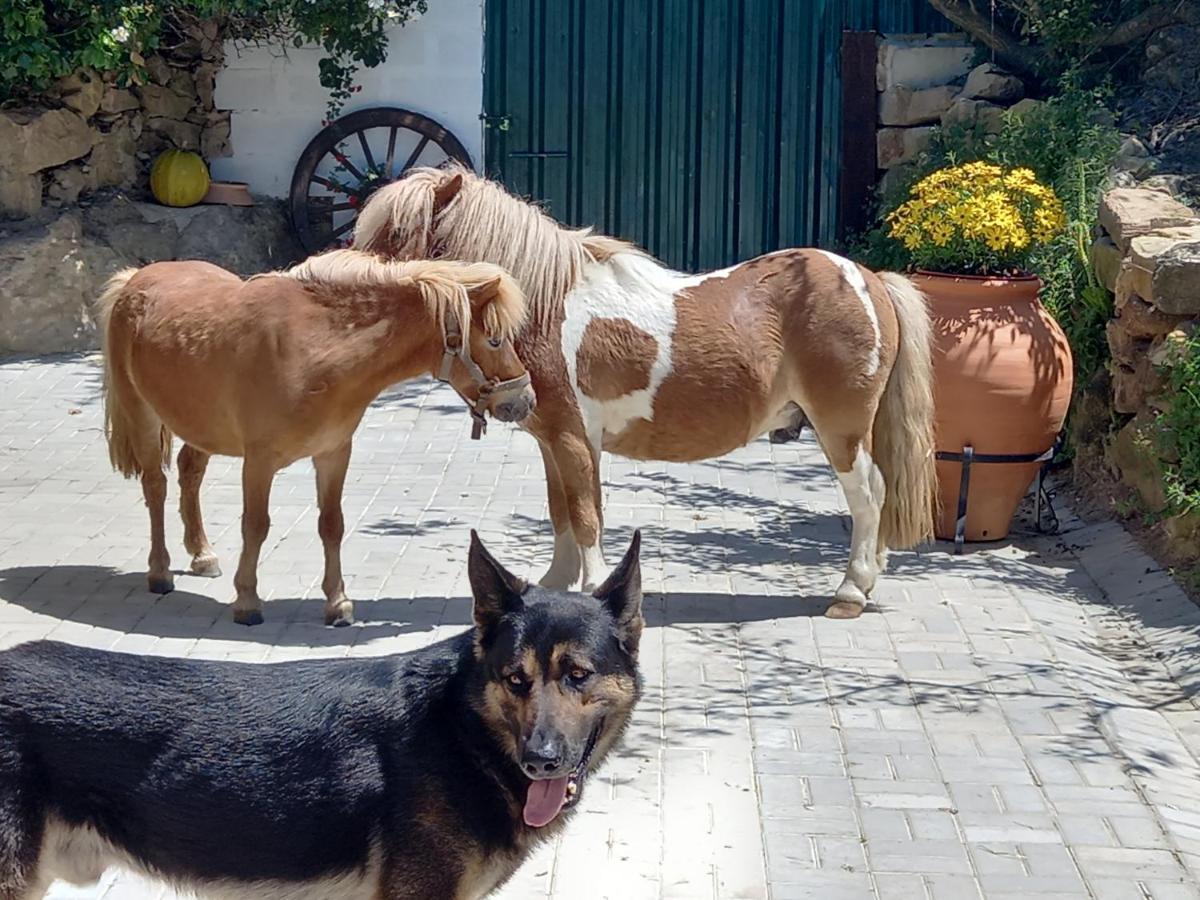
[469, 275, 503, 303]
[468, 530, 526, 638]
[433, 172, 464, 213]
[593, 530, 644, 656]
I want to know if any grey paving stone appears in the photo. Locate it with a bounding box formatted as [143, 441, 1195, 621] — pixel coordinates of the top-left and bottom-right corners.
[4, 357, 1200, 899]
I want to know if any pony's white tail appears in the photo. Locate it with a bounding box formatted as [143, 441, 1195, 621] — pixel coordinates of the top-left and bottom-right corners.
[874, 272, 938, 548]
[97, 268, 171, 478]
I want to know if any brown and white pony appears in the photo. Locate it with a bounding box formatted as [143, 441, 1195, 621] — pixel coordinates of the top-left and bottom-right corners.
[354, 166, 936, 618]
[97, 250, 532, 626]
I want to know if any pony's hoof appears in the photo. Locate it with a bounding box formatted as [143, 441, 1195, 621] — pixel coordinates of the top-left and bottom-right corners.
[190, 555, 222, 578]
[234, 608, 265, 627]
[825, 600, 865, 619]
[325, 600, 355, 628]
[148, 576, 174, 595]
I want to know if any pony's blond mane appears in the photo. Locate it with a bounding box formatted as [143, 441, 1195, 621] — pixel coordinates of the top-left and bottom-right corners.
[281, 249, 526, 341]
[353, 164, 644, 323]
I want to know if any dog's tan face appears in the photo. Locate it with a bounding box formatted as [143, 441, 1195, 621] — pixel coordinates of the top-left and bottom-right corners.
[468, 531, 643, 828]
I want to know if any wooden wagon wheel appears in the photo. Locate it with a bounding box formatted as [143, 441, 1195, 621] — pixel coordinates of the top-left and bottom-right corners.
[288, 107, 473, 254]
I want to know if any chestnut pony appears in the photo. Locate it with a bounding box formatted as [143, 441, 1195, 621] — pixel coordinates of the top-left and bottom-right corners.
[355, 166, 937, 619]
[98, 250, 533, 626]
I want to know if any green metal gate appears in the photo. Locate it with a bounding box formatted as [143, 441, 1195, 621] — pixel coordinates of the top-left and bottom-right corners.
[483, 0, 947, 271]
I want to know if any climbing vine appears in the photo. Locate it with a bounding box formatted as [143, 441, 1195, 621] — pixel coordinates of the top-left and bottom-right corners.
[0, 0, 428, 117]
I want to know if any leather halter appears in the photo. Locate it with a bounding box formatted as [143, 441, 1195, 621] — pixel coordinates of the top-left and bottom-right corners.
[436, 308, 531, 440]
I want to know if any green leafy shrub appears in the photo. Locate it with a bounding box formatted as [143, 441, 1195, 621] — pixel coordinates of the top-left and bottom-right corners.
[1157, 330, 1200, 515]
[0, 0, 428, 117]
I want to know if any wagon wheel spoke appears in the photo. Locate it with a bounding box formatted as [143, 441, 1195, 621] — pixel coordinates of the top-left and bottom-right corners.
[385, 127, 399, 180]
[401, 136, 430, 174]
[357, 131, 377, 174]
[332, 151, 367, 184]
[331, 218, 356, 240]
[311, 174, 351, 194]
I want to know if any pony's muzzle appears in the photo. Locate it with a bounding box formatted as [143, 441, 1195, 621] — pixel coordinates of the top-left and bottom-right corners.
[491, 385, 536, 423]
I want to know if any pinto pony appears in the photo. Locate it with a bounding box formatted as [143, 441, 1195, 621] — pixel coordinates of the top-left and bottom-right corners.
[354, 166, 937, 619]
[98, 251, 532, 626]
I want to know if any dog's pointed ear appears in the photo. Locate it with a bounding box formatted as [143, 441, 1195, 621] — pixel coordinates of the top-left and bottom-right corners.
[592, 530, 644, 655]
[433, 172, 464, 213]
[469, 530, 525, 636]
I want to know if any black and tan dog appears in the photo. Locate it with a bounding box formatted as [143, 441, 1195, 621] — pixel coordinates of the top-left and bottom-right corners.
[0, 531, 643, 900]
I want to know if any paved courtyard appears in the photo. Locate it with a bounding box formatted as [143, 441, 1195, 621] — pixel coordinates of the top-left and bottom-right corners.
[4, 354, 1200, 900]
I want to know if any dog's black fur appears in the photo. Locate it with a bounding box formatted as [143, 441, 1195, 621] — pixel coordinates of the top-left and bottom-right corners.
[0, 531, 643, 900]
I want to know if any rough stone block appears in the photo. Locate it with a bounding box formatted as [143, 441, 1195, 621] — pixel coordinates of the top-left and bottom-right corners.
[1126, 226, 1200, 309]
[47, 165, 89, 204]
[87, 120, 139, 189]
[877, 126, 934, 170]
[144, 54, 172, 86]
[1149, 324, 1198, 368]
[1106, 317, 1150, 367]
[134, 83, 194, 121]
[1098, 188, 1197, 252]
[201, 111, 232, 160]
[1114, 263, 1193, 338]
[1147, 241, 1200, 316]
[145, 116, 202, 151]
[99, 86, 140, 115]
[0, 196, 302, 354]
[876, 37, 974, 90]
[962, 63, 1024, 102]
[55, 68, 103, 119]
[0, 165, 41, 217]
[1090, 233, 1123, 293]
[1008, 97, 1045, 119]
[1108, 420, 1164, 515]
[0, 214, 125, 353]
[941, 97, 1005, 134]
[0, 108, 95, 175]
[878, 84, 959, 126]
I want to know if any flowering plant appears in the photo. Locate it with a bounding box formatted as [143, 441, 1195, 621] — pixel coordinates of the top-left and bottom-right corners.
[886, 162, 1067, 276]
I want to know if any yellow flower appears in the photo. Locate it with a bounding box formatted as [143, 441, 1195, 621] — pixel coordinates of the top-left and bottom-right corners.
[888, 162, 1066, 271]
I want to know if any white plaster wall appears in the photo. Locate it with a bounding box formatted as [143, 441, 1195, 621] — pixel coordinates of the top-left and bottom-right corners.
[210, 0, 484, 198]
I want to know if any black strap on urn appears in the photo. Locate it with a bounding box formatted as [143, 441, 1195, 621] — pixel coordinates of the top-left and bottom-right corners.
[935, 439, 1062, 554]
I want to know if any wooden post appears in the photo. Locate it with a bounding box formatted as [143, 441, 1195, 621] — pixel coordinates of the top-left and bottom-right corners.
[838, 30, 878, 243]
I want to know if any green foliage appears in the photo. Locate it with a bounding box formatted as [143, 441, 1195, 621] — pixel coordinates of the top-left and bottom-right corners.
[0, 1, 158, 91]
[1157, 331, 1200, 515]
[986, 0, 1160, 80]
[852, 79, 1120, 384]
[0, 0, 427, 117]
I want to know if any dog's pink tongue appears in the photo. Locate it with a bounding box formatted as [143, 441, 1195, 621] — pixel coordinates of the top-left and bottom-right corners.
[523, 777, 570, 827]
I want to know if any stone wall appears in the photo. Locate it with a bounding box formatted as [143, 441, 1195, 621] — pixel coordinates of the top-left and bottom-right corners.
[0, 27, 230, 219]
[0, 197, 300, 356]
[0, 25, 304, 358]
[875, 34, 1033, 194]
[1077, 20, 1200, 561]
[1093, 189, 1200, 546]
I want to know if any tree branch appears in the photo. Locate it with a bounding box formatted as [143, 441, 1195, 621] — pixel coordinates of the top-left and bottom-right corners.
[926, 0, 1045, 80]
[1092, 1, 1199, 48]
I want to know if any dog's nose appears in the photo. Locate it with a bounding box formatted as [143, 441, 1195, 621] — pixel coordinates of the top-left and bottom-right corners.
[521, 743, 564, 777]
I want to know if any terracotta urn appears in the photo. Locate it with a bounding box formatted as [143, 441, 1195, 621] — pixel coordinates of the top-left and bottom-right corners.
[912, 271, 1073, 542]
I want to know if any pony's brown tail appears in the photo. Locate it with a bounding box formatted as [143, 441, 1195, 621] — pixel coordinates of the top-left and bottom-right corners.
[97, 268, 171, 478]
[874, 272, 938, 549]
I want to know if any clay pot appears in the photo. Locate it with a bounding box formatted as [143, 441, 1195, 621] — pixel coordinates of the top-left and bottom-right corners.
[201, 181, 253, 206]
[913, 271, 1073, 542]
